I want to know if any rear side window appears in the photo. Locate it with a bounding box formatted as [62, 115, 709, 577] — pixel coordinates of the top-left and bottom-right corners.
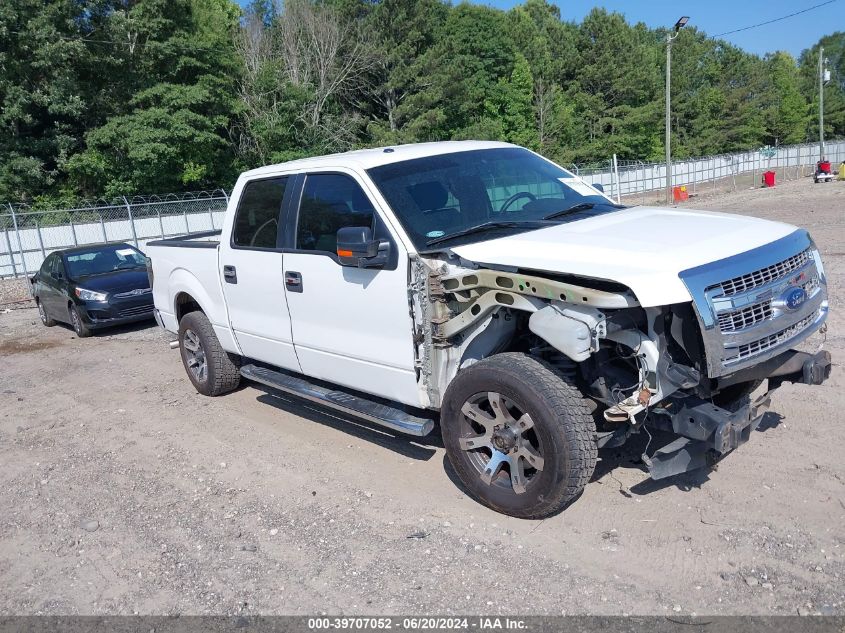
[232, 177, 288, 249]
[295, 174, 375, 253]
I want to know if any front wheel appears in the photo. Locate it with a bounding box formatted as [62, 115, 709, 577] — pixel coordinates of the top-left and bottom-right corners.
[441, 353, 597, 519]
[69, 305, 91, 337]
[178, 311, 241, 396]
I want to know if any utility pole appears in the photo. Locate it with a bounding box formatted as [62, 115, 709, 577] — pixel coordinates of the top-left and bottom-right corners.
[665, 16, 689, 205]
[819, 46, 828, 161]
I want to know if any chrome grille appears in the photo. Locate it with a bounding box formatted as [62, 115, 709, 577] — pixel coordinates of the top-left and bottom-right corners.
[717, 300, 773, 332]
[725, 313, 817, 364]
[679, 231, 828, 378]
[708, 249, 811, 297]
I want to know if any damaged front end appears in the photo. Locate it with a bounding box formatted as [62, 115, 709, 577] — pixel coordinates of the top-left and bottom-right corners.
[413, 229, 832, 483]
[640, 229, 831, 479]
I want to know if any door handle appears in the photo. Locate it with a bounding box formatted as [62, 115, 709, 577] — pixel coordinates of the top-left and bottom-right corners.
[285, 271, 303, 293]
[223, 265, 237, 284]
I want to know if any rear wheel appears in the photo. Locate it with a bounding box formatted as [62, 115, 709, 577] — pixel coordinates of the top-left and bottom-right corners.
[69, 305, 91, 337]
[36, 298, 56, 327]
[178, 311, 241, 396]
[441, 353, 597, 519]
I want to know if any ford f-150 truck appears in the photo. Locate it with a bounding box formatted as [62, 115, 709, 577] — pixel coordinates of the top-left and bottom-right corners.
[146, 141, 831, 519]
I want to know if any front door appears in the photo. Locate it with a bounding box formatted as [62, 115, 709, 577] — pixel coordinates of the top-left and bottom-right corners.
[220, 175, 301, 371]
[282, 171, 419, 406]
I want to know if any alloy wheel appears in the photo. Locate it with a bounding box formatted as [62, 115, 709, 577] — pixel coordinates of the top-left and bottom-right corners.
[457, 391, 545, 494]
[182, 329, 207, 383]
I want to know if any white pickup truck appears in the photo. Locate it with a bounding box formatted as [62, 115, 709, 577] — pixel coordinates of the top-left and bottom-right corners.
[147, 141, 831, 518]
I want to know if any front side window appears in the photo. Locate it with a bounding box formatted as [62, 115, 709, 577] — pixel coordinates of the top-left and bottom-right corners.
[295, 174, 375, 253]
[367, 147, 620, 249]
[232, 177, 288, 249]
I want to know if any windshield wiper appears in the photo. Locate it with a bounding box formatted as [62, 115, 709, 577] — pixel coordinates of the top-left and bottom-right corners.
[543, 202, 596, 220]
[426, 220, 544, 247]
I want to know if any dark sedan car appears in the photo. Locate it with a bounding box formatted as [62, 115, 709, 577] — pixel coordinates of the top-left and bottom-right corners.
[30, 242, 154, 337]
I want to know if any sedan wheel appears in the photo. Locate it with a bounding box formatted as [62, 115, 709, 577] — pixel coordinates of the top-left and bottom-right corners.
[69, 305, 91, 337]
[37, 299, 56, 327]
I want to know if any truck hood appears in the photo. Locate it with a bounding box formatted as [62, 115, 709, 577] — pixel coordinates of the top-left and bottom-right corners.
[450, 206, 798, 307]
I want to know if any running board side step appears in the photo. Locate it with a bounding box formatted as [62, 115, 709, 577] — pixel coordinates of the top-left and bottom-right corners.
[239, 364, 435, 437]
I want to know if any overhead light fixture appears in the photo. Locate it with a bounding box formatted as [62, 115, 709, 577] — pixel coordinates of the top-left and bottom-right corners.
[675, 16, 690, 31]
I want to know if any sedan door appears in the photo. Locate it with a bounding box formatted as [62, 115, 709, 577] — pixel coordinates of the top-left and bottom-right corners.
[42, 255, 68, 318]
[281, 171, 419, 407]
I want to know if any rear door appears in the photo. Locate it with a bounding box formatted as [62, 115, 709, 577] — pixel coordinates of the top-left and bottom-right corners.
[43, 255, 68, 317]
[219, 175, 301, 371]
[281, 171, 419, 406]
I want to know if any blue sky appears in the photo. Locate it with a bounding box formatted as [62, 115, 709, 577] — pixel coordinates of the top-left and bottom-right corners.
[237, 0, 839, 58]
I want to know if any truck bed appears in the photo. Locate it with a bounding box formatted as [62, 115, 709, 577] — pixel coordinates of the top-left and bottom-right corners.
[146, 229, 222, 249]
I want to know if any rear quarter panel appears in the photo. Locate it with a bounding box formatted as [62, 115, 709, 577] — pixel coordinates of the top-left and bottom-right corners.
[147, 243, 240, 354]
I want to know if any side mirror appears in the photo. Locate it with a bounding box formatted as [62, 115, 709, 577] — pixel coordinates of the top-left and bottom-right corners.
[336, 226, 389, 268]
[591, 183, 604, 193]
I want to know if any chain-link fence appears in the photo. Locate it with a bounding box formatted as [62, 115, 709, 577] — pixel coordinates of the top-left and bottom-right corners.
[577, 140, 845, 204]
[0, 190, 229, 278]
[1, 140, 843, 278]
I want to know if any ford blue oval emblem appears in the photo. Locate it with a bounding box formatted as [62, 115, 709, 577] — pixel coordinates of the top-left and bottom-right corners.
[782, 286, 807, 311]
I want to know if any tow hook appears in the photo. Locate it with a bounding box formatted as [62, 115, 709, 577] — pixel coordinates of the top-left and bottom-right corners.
[802, 350, 831, 386]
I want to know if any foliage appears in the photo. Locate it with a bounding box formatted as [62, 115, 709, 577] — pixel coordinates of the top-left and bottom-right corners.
[1, 0, 843, 203]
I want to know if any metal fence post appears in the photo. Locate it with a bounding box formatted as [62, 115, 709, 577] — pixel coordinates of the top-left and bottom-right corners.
[99, 214, 108, 241]
[208, 205, 215, 230]
[8, 204, 28, 275]
[157, 208, 165, 238]
[183, 208, 190, 233]
[35, 219, 46, 259]
[3, 227, 17, 277]
[69, 214, 79, 246]
[123, 195, 139, 247]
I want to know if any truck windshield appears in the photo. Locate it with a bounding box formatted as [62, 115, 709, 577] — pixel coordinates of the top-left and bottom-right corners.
[367, 147, 623, 250]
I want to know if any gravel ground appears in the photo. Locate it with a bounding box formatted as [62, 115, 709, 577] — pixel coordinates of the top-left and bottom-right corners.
[1, 176, 843, 616]
[0, 277, 31, 307]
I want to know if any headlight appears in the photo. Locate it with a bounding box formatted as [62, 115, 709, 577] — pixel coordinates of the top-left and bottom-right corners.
[75, 288, 108, 302]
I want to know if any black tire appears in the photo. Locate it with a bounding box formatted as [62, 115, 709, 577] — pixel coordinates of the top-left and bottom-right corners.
[69, 304, 92, 337]
[36, 298, 56, 327]
[441, 352, 597, 519]
[178, 311, 241, 396]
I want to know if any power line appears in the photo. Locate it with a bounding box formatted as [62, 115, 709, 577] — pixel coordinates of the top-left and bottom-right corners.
[712, 0, 839, 37]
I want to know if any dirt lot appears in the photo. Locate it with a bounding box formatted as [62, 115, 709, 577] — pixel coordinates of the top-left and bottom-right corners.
[1, 176, 843, 616]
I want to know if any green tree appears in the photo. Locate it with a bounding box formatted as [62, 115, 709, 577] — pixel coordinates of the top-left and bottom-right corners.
[763, 52, 808, 145]
[67, 0, 241, 197]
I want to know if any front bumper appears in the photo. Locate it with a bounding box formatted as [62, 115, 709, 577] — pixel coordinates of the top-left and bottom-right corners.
[78, 299, 155, 329]
[644, 348, 832, 480]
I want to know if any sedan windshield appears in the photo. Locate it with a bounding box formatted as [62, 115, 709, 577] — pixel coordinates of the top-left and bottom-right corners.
[64, 244, 147, 280]
[367, 147, 623, 250]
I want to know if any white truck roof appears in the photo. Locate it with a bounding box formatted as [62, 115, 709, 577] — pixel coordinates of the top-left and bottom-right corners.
[241, 140, 516, 177]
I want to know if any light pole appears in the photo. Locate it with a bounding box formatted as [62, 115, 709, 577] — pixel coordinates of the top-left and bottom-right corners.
[819, 47, 830, 161]
[665, 16, 689, 205]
